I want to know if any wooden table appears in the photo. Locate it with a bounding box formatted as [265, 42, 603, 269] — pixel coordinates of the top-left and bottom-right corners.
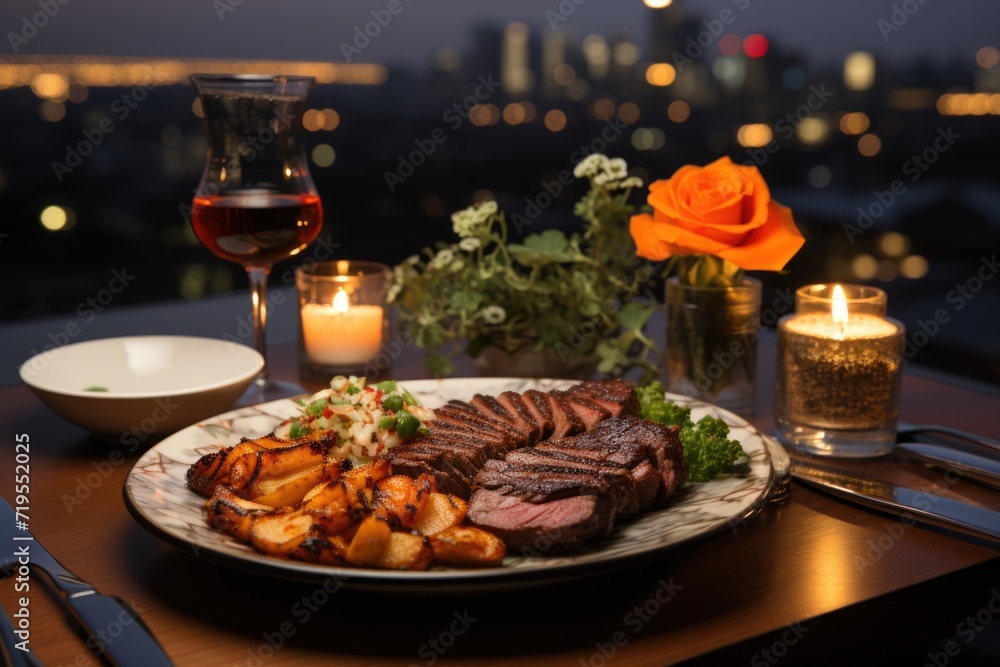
[2, 333, 999, 666]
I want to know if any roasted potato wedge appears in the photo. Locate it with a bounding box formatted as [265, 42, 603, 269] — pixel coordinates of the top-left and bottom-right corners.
[373, 531, 434, 570]
[412, 493, 468, 536]
[344, 516, 391, 566]
[229, 441, 331, 496]
[428, 526, 506, 566]
[290, 531, 349, 565]
[249, 510, 316, 558]
[206, 487, 273, 541]
[187, 440, 266, 495]
[251, 462, 343, 508]
[371, 474, 434, 529]
[342, 458, 390, 511]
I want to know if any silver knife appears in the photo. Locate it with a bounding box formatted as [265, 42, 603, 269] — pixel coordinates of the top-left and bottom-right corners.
[0, 497, 174, 667]
[790, 463, 1000, 542]
[897, 442, 1000, 491]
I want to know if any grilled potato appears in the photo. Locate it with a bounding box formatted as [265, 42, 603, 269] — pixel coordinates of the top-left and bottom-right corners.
[373, 531, 433, 570]
[344, 516, 391, 566]
[228, 441, 331, 496]
[206, 487, 273, 541]
[412, 493, 468, 536]
[428, 526, 506, 566]
[187, 440, 266, 496]
[342, 458, 390, 511]
[371, 474, 434, 529]
[251, 462, 343, 508]
[249, 510, 316, 558]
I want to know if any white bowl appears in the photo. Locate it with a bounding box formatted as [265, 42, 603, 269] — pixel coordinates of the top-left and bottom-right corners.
[19, 336, 264, 442]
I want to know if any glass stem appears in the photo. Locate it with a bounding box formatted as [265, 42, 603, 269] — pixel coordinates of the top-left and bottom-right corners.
[247, 267, 271, 388]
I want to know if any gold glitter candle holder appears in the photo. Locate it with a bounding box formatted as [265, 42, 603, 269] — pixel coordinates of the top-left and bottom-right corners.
[775, 284, 905, 457]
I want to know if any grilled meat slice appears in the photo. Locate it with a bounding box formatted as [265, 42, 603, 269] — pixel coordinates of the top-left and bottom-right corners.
[553, 390, 611, 430]
[501, 449, 640, 516]
[495, 392, 543, 445]
[588, 416, 688, 498]
[469, 394, 540, 445]
[386, 447, 471, 498]
[533, 391, 586, 439]
[432, 405, 525, 449]
[466, 488, 613, 550]
[566, 379, 641, 417]
[520, 389, 556, 441]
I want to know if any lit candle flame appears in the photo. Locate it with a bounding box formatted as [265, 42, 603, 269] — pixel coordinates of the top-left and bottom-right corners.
[831, 284, 848, 338]
[332, 288, 349, 313]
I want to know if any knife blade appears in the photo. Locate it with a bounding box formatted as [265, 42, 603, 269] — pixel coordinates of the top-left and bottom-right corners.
[896, 442, 1000, 491]
[790, 463, 1000, 542]
[0, 497, 174, 667]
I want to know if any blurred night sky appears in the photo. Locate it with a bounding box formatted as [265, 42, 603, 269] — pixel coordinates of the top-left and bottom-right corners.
[1, 0, 998, 68]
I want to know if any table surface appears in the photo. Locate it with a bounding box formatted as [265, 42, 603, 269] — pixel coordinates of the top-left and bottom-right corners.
[2, 326, 999, 666]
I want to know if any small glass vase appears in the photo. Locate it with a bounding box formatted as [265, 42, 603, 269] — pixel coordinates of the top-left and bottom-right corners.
[664, 276, 762, 414]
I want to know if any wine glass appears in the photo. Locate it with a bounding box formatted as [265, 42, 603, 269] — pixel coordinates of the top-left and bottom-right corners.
[190, 74, 323, 399]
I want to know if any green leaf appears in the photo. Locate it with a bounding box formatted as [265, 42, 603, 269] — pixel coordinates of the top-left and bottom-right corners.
[449, 290, 482, 314]
[615, 300, 656, 331]
[508, 230, 577, 266]
[422, 354, 455, 377]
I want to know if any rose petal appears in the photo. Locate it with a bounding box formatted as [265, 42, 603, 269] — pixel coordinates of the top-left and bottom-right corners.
[629, 213, 675, 260]
[716, 201, 805, 271]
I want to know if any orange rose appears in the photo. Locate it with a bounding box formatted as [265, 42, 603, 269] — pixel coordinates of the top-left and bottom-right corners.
[629, 156, 804, 272]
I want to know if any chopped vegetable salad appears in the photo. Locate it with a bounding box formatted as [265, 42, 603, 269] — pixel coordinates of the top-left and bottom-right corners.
[287, 376, 432, 464]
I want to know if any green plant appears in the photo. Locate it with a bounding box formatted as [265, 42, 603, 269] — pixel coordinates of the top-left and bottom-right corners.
[388, 154, 659, 379]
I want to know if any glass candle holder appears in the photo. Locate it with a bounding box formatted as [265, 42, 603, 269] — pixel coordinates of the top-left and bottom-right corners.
[775, 284, 905, 458]
[296, 260, 391, 382]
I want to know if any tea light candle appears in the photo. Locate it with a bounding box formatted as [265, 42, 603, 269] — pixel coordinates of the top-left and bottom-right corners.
[296, 260, 391, 381]
[301, 289, 383, 364]
[775, 284, 905, 457]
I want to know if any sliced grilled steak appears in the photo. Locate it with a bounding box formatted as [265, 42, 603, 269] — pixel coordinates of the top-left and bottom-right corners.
[428, 420, 515, 451]
[553, 390, 611, 430]
[496, 392, 543, 445]
[430, 410, 520, 451]
[470, 393, 541, 445]
[501, 449, 640, 516]
[520, 389, 556, 440]
[466, 488, 613, 550]
[587, 416, 687, 498]
[566, 379, 640, 417]
[387, 448, 471, 497]
[534, 390, 586, 439]
[536, 435, 662, 510]
[436, 402, 528, 447]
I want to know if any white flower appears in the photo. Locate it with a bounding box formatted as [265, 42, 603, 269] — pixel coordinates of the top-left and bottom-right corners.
[386, 283, 402, 303]
[430, 248, 455, 268]
[451, 200, 498, 237]
[459, 237, 481, 252]
[573, 153, 609, 179]
[619, 176, 643, 189]
[593, 173, 610, 186]
[481, 305, 506, 324]
[606, 158, 628, 175]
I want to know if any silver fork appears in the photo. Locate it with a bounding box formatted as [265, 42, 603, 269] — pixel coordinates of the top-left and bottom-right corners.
[898, 421, 1000, 456]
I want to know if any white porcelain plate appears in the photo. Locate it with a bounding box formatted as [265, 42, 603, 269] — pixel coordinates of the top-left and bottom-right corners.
[123, 378, 776, 591]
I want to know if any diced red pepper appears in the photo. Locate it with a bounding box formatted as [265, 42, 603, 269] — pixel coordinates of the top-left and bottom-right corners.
[323, 406, 333, 419]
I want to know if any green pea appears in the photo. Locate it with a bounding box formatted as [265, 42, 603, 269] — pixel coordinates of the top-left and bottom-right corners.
[395, 411, 421, 439]
[378, 416, 397, 430]
[382, 395, 403, 412]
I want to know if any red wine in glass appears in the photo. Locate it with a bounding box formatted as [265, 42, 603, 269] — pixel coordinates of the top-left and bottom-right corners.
[191, 192, 322, 267]
[190, 74, 323, 398]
